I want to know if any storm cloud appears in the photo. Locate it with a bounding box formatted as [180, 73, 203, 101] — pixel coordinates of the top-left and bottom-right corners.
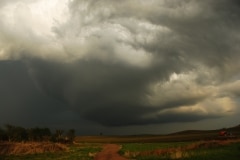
[0, 0, 240, 134]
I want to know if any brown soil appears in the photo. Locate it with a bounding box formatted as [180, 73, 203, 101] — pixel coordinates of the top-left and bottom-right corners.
[94, 144, 128, 160]
[0, 142, 68, 155]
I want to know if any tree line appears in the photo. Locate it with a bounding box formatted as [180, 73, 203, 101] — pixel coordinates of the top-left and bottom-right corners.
[0, 124, 75, 143]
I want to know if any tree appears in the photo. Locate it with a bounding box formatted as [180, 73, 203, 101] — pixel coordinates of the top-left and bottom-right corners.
[4, 125, 27, 142]
[1, 124, 75, 143]
[14, 126, 28, 142]
[28, 127, 52, 141]
[66, 129, 75, 143]
[53, 129, 64, 142]
[41, 128, 51, 141]
[0, 127, 7, 141]
[5, 124, 14, 142]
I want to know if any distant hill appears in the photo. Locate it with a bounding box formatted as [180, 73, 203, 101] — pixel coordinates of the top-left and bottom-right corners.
[169, 124, 240, 136]
[169, 129, 216, 135]
[76, 124, 240, 143]
[227, 124, 240, 132]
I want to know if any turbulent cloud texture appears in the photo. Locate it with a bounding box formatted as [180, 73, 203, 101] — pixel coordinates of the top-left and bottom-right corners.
[0, 0, 240, 133]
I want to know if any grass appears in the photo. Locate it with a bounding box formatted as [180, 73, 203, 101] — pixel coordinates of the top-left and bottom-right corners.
[119, 142, 189, 159]
[74, 133, 217, 143]
[0, 142, 67, 155]
[120, 142, 188, 152]
[1, 126, 239, 160]
[0, 143, 101, 160]
[0, 141, 239, 160]
[119, 140, 240, 160]
[181, 143, 240, 160]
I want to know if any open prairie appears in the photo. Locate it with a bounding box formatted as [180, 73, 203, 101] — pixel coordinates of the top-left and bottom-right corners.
[1, 139, 240, 160]
[1, 125, 240, 159]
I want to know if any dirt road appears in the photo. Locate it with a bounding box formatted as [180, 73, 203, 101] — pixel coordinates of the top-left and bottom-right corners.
[94, 144, 128, 160]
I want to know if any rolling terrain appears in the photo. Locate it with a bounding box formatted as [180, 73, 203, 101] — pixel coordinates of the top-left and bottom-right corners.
[76, 124, 240, 143]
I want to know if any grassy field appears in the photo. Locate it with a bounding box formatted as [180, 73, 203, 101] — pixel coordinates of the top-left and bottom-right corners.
[119, 142, 189, 153]
[1, 140, 239, 160]
[119, 140, 240, 160]
[0, 125, 239, 159]
[74, 133, 216, 143]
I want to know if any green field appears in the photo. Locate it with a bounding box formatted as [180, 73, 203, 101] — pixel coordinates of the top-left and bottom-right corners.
[1, 140, 239, 160]
[119, 141, 240, 160]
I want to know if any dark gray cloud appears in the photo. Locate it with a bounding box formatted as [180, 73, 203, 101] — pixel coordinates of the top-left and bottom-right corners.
[0, 0, 240, 134]
[0, 61, 67, 125]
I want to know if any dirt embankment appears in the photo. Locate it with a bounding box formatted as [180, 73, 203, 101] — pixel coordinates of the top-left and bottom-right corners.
[0, 142, 68, 155]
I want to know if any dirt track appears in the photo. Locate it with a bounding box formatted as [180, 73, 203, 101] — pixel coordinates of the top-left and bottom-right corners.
[94, 144, 128, 160]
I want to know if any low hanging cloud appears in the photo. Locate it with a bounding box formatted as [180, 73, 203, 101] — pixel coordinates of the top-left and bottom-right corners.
[0, 0, 240, 128]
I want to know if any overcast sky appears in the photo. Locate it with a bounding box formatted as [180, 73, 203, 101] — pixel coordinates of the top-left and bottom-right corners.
[0, 0, 240, 135]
